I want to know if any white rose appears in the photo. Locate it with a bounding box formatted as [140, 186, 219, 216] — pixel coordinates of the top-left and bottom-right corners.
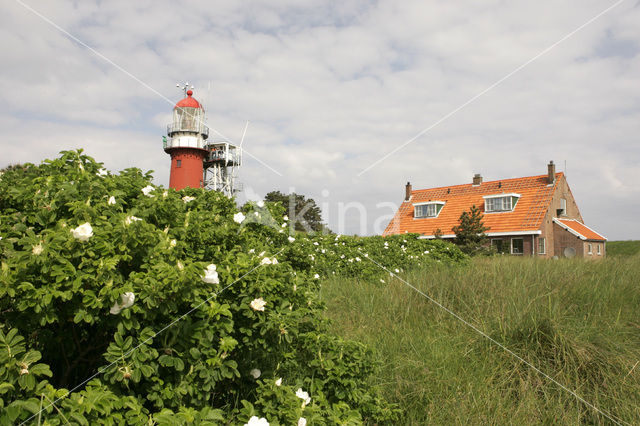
[182, 196, 196, 203]
[257, 200, 265, 207]
[202, 264, 219, 284]
[295, 388, 311, 406]
[141, 185, 155, 196]
[250, 297, 266, 311]
[261, 257, 272, 265]
[121, 292, 135, 308]
[96, 168, 108, 177]
[283, 215, 288, 221]
[32, 243, 43, 255]
[275, 377, 282, 386]
[250, 368, 261, 379]
[245, 416, 269, 426]
[233, 212, 246, 223]
[314, 274, 319, 279]
[110, 292, 135, 315]
[125, 216, 142, 226]
[288, 236, 295, 243]
[169, 239, 177, 247]
[107, 196, 116, 205]
[298, 418, 307, 426]
[71, 223, 93, 242]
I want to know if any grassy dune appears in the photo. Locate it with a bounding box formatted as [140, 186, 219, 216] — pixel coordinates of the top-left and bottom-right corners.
[320, 256, 640, 424]
[607, 240, 640, 257]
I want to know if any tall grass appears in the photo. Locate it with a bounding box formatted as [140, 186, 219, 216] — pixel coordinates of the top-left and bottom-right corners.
[320, 256, 640, 424]
[607, 240, 640, 257]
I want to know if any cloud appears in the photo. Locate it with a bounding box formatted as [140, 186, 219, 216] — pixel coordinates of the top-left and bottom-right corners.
[1, 0, 639, 239]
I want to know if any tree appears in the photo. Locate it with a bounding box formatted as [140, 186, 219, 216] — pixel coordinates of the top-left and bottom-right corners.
[452, 205, 490, 255]
[264, 191, 331, 233]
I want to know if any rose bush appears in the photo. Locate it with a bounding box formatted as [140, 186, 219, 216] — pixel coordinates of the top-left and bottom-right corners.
[0, 150, 465, 424]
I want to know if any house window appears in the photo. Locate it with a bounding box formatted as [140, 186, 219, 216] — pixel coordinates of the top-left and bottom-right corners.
[557, 198, 567, 216]
[597, 244, 601, 255]
[176, 159, 182, 168]
[483, 193, 520, 213]
[413, 202, 445, 218]
[491, 239, 505, 253]
[588, 243, 592, 255]
[511, 238, 524, 255]
[538, 237, 546, 254]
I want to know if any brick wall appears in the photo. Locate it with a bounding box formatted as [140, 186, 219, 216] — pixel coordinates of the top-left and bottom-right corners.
[538, 175, 583, 258]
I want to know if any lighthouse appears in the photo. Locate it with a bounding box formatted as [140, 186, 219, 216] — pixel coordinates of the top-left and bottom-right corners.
[164, 85, 242, 196]
[164, 87, 209, 190]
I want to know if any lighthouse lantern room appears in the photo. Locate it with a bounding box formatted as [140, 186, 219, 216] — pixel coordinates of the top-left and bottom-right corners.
[164, 84, 242, 195]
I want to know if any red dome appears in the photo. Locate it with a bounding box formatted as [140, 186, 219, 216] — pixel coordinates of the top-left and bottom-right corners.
[175, 90, 202, 108]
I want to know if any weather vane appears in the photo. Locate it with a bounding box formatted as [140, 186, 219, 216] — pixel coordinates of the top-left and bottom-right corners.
[176, 81, 194, 97]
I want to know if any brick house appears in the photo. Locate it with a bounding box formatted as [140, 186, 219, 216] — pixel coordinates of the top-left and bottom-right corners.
[383, 162, 606, 259]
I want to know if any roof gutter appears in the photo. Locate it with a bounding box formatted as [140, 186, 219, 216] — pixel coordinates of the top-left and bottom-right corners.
[418, 230, 541, 239]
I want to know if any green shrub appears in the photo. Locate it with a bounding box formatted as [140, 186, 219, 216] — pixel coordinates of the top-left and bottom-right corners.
[0, 150, 405, 424]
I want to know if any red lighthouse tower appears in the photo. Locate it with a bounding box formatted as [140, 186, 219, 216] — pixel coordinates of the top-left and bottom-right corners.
[164, 87, 210, 190]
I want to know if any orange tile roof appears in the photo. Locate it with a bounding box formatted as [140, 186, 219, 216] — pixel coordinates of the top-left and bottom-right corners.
[554, 218, 606, 241]
[383, 173, 562, 237]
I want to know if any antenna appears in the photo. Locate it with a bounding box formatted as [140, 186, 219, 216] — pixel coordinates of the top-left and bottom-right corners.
[176, 81, 193, 97]
[240, 121, 249, 147]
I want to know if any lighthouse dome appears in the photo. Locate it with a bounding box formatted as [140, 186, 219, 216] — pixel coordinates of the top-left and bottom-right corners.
[175, 90, 202, 109]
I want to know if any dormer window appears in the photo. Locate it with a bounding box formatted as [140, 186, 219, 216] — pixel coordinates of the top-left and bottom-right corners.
[483, 193, 520, 213]
[413, 201, 445, 218]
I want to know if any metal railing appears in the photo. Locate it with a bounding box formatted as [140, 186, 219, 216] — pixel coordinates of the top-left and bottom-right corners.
[166, 123, 209, 138]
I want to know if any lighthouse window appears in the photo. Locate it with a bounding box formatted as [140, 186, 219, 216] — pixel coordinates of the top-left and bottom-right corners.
[176, 160, 182, 168]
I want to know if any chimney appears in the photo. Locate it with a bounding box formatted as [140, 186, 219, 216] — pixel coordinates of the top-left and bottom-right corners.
[405, 182, 412, 201]
[472, 173, 483, 186]
[547, 161, 556, 184]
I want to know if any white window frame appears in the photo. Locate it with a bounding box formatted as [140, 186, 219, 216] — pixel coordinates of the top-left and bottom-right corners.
[588, 243, 593, 255]
[483, 193, 521, 213]
[538, 237, 546, 254]
[511, 238, 524, 255]
[413, 201, 445, 219]
[560, 198, 567, 215]
[597, 244, 601, 255]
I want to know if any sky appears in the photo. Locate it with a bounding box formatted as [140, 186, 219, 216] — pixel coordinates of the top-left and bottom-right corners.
[1, 0, 639, 239]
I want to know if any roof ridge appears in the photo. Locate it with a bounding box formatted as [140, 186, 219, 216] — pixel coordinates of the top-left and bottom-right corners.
[411, 172, 563, 194]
